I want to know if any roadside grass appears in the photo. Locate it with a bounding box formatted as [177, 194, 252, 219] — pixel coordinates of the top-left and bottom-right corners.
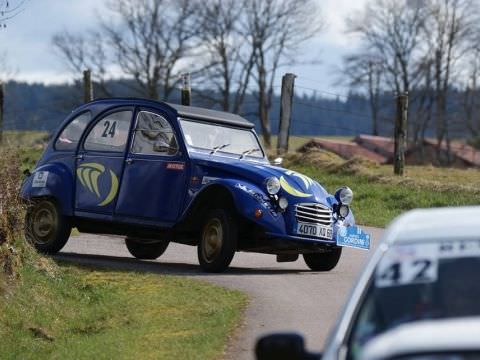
[1, 131, 49, 149]
[1, 146, 246, 360]
[0, 256, 247, 360]
[287, 149, 480, 227]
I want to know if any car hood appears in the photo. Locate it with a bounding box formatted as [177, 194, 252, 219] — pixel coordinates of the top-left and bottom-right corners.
[190, 151, 332, 204]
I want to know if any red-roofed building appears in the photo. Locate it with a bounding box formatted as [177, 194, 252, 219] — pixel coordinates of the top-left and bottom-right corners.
[298, 135, 480, 168]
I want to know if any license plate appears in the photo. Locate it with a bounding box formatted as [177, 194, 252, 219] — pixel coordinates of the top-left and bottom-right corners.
[336, 225, 370, 250]
[296, 223, 333, 240]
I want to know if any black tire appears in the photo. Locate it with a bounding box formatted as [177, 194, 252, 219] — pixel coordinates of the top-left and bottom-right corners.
[303, 247, 342, 271]
[25, 199, 71, 254]
[197, 209, 237, 273]
[125, 237, 169, 260]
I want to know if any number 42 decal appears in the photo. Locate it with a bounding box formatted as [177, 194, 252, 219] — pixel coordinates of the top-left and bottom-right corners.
[375, 258, 438, 287]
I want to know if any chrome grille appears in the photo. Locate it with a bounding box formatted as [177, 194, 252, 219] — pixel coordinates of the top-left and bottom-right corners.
[295, 203, 332, 226]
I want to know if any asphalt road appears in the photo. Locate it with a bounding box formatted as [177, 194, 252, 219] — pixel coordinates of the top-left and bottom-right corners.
[57, 226, 384, 360]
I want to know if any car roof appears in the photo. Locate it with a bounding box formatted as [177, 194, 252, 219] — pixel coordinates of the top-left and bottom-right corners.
[167, 103, 254, 128]
[82, 98, 255, 129]
[360, 317, 480, 360]
[384, 206, 480, 245]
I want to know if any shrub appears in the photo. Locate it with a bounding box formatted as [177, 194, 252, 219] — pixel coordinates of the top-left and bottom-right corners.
[0, 149, 25, 278]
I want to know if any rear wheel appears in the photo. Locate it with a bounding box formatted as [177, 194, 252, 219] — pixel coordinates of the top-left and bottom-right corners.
[25, 199, 71, 254]
[197, 209, 237, 273]
[303, 247, 342, 271]
[125, 237, 169, 260]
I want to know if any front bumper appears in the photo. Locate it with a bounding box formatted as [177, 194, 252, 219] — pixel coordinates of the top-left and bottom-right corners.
[264, 232, 336, 246]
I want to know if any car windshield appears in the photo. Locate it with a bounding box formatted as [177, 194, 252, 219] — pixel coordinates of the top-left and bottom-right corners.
[179, 119, 264, 158]
[348, 239, 480, 360]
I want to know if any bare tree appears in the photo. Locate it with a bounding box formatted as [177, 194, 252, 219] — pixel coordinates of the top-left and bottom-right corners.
[460, 46, 480, 137]
[343, 53, 384, 135]
[347, 0, 426, 96]
[243, 0, 323, 148]
[101, 0, 199, 100]
[0, 52, 13, 143]
[53, 0, 199, 100]
[52, 30, 112, 97]
[0, 0, 28, 28]
[195, 0, 255, 113]
[422, 0, 479, 162]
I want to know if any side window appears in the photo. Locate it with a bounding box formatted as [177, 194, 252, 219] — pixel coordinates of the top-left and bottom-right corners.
[131, 111, 178, 155]
[55, 112, 91, 151]
[84, 110, 132, 152]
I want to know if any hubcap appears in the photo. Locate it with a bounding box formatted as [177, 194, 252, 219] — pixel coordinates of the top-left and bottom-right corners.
[202, 218, 223, 263]
[30, 203, 58, 244]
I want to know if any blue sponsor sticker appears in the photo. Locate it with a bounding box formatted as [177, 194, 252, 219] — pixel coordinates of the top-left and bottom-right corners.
[336, 225, 370, 250]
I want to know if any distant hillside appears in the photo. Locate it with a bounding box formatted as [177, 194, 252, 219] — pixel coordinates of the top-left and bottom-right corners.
[0, 79, 459, 139]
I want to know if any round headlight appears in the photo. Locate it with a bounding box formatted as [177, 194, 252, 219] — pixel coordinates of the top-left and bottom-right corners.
[278, 197, 288, 210]
[266, 177, 281, 195]
[335, 186, 353, 205]
[338, 204, 350, 218]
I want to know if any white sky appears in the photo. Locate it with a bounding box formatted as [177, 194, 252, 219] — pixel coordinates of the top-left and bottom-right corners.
[0, 0, 367, 95]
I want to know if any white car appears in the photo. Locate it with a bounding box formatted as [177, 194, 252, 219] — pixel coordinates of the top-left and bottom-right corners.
[256, 206, 480, 360]
[360, 317, 480, 360]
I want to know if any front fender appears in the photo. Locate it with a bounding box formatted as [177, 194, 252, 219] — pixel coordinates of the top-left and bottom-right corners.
[188, 179, 287, 235]
[20, 162, 75, 216]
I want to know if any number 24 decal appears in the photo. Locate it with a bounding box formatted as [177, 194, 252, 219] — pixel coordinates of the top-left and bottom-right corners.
[102, 121, 117, 138]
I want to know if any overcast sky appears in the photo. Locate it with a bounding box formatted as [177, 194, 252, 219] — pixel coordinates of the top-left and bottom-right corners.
[0, 0, 367, 96]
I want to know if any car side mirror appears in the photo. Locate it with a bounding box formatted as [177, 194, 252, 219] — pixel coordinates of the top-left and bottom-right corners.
[273, 157, 283, 166]
[255, 333, 321, 360]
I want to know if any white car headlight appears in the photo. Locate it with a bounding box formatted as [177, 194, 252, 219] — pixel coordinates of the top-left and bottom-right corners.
[335, 186, 353, 205]
[266, 177, 281, 195]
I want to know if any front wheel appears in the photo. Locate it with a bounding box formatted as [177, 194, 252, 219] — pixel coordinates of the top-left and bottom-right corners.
[25, 199, 71, 254]
[303, 247, 342, 271]
[197, 209, 237, 273]
[125, 237, 169, 260]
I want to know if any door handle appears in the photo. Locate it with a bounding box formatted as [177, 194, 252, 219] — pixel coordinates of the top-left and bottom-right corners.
[125, 158, 134, 165]
[76, 154, 84, 161]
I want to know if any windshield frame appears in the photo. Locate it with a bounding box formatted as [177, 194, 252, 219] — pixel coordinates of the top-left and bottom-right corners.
[178, 117, 266, 160]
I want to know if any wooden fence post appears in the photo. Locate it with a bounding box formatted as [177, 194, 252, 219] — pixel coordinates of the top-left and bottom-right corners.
[83, 69, 93, 103]
[394, 92, 408, 175]
[277, 73, 295, 155]
[0, 82, 4, 144]
[181, 73, 191, 106]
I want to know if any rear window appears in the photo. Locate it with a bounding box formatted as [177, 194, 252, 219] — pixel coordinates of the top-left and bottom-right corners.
[55, 112, 91, 151]
[348, 240, 480, 359]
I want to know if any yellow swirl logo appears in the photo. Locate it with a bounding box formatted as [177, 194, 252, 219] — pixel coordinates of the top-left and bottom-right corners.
[280, 171, 314, 198]
[76, 163, 119, 206]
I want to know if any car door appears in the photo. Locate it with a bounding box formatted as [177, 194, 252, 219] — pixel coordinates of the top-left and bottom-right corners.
[115, 108, 188, 223]
[75, 108, 134, 216]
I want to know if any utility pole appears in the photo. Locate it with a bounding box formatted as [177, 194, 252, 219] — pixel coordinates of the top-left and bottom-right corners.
[277, 73, 296, 155]
[0, 82, 4, 144]
[181, 73, 191, 106]
[83, 69, 93, 103]
[394, 92, 408, 175]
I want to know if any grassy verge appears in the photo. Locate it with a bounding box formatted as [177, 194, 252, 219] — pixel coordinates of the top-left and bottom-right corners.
[287, 150, 480, 227]
[0, 254, 247, 360]
[0, 147, 247, 359]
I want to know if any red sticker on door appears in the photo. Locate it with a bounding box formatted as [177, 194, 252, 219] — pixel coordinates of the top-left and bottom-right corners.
[166, 162, 185, 170]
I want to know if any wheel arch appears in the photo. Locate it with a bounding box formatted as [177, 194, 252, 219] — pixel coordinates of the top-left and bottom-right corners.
[181, 184, 238, 232]
[21, 163, 75, 216]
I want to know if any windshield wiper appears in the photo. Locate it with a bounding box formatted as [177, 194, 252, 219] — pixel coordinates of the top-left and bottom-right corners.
[210, 143, 230, 155]
[240, 148, 261, 159]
